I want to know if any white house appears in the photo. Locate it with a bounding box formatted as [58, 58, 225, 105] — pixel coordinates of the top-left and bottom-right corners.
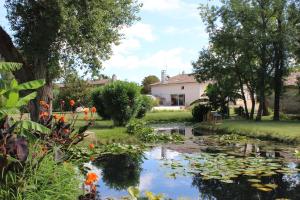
[150, 70, 209, 106]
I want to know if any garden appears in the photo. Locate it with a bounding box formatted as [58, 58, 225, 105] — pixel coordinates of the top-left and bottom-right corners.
[1, 61, 299, 200]
[0, 0, 300, 199]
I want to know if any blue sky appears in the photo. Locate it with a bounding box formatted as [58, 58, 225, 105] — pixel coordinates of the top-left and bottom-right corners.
[0, 0, 219, 83]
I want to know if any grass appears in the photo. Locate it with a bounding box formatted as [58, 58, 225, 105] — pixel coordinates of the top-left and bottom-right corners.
[196, 119, 300, 144]
[144, 110, 192, 123]
[73, 110, 193, 145]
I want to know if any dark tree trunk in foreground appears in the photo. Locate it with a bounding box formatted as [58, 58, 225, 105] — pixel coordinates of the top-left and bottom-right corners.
[273, 17, 284, 121]
[247, 85, 256, 120]
[0, 26, 50, 121]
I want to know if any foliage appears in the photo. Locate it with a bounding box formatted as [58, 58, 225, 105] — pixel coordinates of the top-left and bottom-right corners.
[196, 0, 299, 121]
[93, 153, 142, 191]
[5, 0, 141, 77]
[205, 82, 238, 117]
[101, 81, 142, 126]
[234, 106, 245, 117]
[127, 186, 164, 200]
[91, 87, 111, 120]
[53, 72, 93, 111]
[141, 75, 159, 94]
[0, 77, 45, 117]
[192, 104, 211, 122]
[136, 95, 154, 118]
[126, 119, 184, 143]
[195, 120, 300, 144]
[163, 152, 298, 192]
[24, 154, 81, 200]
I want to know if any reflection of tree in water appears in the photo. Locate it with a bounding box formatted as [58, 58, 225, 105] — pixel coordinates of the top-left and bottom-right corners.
[94, 154, 143, 190]
[192, 172, 300, 200]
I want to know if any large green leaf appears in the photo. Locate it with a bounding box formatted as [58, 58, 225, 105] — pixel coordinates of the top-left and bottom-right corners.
[19, 120, 50, 134]
[0, 62, 22, 72]
[0, 108, 19, 118]
[16, 92, 37, 107]
[16, 79, 45, 90]
[6, 91, 19, 108]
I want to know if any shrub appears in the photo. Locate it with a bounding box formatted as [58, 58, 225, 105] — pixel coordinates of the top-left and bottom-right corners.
[126, 119, 183, 143]
[234, 106, 244, 116]
[102, 81, 141, 126]
[192, 104, 211, 122]
[136, 95, 154, 118]
[91, 87, 111, 119]
[126, 118, 148, 135]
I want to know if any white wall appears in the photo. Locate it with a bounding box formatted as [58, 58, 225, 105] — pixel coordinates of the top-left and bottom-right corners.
[151, 82, 208, 106]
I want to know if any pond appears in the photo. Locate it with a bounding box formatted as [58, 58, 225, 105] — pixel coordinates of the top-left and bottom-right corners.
[87, 123, 300, 200]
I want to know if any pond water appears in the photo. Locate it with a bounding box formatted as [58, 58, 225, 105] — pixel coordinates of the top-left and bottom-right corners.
[88, 124, 300, 200]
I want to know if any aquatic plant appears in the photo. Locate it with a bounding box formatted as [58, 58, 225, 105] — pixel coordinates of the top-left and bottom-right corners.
[162, 152, 299, 192]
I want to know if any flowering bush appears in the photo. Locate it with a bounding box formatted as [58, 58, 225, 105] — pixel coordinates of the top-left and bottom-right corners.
[37, 100, 96, 151]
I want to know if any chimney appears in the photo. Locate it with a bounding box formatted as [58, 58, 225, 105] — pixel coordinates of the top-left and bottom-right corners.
[161, 70, 166, 83]
[112, 74, 117, 82]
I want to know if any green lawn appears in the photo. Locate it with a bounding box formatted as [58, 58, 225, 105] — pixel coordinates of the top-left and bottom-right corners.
[144, 110, 192, 123]
[197, 119, 300, 144]
[73, 110, 193, 145]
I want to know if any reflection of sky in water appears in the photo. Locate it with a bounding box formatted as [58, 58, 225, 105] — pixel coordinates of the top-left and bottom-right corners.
[96, 147, 200, 199]
[283, 162, 300, 187]
[93, 146, 300, 199]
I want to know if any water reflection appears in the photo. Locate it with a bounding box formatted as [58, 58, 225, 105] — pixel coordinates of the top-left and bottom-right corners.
[89, 123, 300, 199]
[192, 172, 300, 200]
[93, 154, 142, 190]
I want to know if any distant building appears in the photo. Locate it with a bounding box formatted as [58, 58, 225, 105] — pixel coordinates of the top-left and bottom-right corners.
[150, 70, 210, 106]
[55, 74, 117, 88]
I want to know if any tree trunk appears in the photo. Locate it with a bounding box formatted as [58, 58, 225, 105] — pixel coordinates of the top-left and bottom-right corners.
[239, 81, 249, 119]
[0, 27, 34, 82]
[0, 26, 51, 121]
[247, 85, 256, 120]
[273, 17, 284, 121]
[256, 2, 268, 121]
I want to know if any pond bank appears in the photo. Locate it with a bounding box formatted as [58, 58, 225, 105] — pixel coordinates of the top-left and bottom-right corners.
[194, 120, 300, 144]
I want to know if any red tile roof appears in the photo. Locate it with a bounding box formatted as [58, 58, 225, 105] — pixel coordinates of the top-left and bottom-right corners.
[151, 74, 197, 86]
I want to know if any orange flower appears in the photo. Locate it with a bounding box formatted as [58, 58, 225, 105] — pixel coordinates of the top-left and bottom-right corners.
[83, 107, 89, 115]
[53, 114, 59, 120]
[84, 115, 89, 121]
[59, 116, 66, 123]
[39, 111, 49, 118]
[91, 185, 97, 191]
[84, 172, 98, 185]
[63, 129, 70, 134]
[91, 107, 97, 113]
[69, 99, 75, 107]
[89, 143, 95, 150]
[43, 103, 50, 109]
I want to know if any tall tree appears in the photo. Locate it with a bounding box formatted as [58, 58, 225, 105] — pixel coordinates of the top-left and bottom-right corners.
[141, 75, 159, 94]
[0, 0, 140, 120]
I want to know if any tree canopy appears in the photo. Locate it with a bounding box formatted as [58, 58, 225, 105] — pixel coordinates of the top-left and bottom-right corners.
[141, 75, 159, 94]
[0, 0, 140, 120]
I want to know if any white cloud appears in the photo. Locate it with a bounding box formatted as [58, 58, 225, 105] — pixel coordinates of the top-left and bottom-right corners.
[104, 47, 193, 72]
[139, 173, 155, 191]
[140, 0, 199, 19]
[122, 22, 156, 42]
[163, 26, 208, 38]
[140, 0, 184, 11]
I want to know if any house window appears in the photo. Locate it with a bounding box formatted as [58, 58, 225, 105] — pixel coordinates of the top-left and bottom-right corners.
[171, 94, 185, 106]
[181, 86, 184, 90]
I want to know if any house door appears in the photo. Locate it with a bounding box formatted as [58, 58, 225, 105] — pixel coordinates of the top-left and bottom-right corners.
[171, 94, 185, 106]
